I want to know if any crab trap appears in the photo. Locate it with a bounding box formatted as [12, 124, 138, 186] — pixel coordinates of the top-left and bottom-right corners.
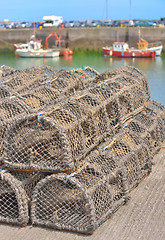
[17, 92, 47, 112]
[0, 71, 41, 94]
[24, 65, 58, 83]
[99, 128, 152, 191]
[0, 166, 46, 226]
[0, 97, 30, 159]
[0, 168, 29, 226]
[125, 106, 165, 155]
[30, 128, 151, 234]
[94, 66, 150, 100]
[2, 70, 154, 172]
[31, 160, 127, 234]
[0, 65, 165, 234]
[0, 85, 13, 100]
[0, 65, 16, 78]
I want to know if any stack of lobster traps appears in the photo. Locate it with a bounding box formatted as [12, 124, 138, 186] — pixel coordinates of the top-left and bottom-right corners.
[0, 65, 164, 234]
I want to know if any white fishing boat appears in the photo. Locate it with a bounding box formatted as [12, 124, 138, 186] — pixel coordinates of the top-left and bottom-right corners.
[14, 35, 60, 58]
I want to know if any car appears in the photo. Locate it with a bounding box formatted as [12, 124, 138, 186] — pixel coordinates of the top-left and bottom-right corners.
[88, 20, 103, 27]
[79, 21, 89, 27]
[15, 22, 24, 28]
[103, 20, 113, 27]
[73, 21, 81, 28]
[24, 22, 32, 28]
[112, 20, 122, 27]
[134, 21, 156, 27]
[0, 24, 6, 29]
[16, 22, 29, 28]
[65, 21, 74, 28]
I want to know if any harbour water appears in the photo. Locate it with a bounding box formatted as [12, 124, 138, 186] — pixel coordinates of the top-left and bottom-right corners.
[0, 54, 165, 105]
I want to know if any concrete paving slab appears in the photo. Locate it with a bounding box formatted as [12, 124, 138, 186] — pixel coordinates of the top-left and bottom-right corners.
[0, 145, 165, 240]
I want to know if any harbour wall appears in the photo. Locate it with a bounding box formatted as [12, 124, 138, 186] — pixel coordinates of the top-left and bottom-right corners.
[0, 27, 165, 50]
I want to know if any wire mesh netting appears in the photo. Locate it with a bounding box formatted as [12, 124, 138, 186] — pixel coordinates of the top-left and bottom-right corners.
[30, 127, 152, 234]
[31, 164, 127, 234]
[99, 129, 152, 191]
[0, 168, 29, 226]
[0, 65, 165, 234]
[1, 66, 164, 173]
[10, 170, 45, 201]
[0, 71, 40, 94]
[146, 101, 165, 144]
[32, 85, 60, 105]
[0, 97, 30, 162]
[3, 77, 149, 172]
[3, 114, 74, 172]
[0, 85, 13, 100]
[125, 106, 165, 155]
[17, 92, 47, 112]
[0, 65, 16, 78]
[94, 66, 150, 100]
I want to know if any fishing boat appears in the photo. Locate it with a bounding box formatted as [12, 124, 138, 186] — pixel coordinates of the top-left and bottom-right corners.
[137, 39, 163, 56]
[102, 42, 156, 58]
[14, 35, 60, 58]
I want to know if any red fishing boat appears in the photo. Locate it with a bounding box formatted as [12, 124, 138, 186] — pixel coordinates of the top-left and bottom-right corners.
[102, 42, 156, 58]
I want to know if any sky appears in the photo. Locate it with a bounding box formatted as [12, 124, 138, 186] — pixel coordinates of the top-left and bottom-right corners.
[1, 0, 165, 22]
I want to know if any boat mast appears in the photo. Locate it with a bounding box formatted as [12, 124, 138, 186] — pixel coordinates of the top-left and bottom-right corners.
[130, 0, 132, 20]
[34, 23, 36, 41]
[106, 0, 108, 20]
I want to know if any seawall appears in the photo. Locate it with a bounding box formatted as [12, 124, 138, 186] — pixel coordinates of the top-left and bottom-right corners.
[0, 27, 165, 51]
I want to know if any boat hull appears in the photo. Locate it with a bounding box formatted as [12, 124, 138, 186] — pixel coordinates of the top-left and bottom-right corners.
[147, 46, 163, 56]
[15, 49, 60, 58]
[59, 49, 73, 56]
[102, 47, 155, 58]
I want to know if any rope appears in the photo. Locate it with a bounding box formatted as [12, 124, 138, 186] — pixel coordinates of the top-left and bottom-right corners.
[0, 170, 7, 180]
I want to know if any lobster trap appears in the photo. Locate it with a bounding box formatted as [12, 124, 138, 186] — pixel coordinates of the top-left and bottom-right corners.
[17, 92, 47, 112]
[0, 65, 16, 78]
[0, 64, 165, 234]
[0, 69, 43, 94]
[120, 66, 150, 99]
[32, 85, 61, 105]
[0, 168, 29, 226]
[24, 65, 57, 83]
[2, 69, 153, 172]
[3, 114, 74, 172]
[31, 159, 127, 234]
[99, 128, 152, 191]
[72, 66, 99, 86]
[125, 107, 165, 155]
[0, 85, 13, 100]
[10, 170, 45, 201]
[145, 100, 165, 140]
[94, 66, 150, 101]
[0, 97, 30, 158]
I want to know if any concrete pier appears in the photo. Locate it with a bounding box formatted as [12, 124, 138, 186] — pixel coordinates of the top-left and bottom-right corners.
[0, 27, 165, 50]
[0, 143, 165, 240]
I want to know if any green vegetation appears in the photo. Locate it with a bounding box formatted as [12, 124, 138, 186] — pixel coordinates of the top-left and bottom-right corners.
[0, 46, 104, 56]
[0, 46, 15, 55]
[73, 48, 103, 55]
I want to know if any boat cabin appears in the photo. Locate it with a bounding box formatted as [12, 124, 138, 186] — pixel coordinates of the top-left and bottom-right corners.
[113, 42, 129, 51]
[29, 40, 41, 50]
[137, 39, 149, 50]
[20, 44, 28, 50]
[29, 35, 42, 50]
